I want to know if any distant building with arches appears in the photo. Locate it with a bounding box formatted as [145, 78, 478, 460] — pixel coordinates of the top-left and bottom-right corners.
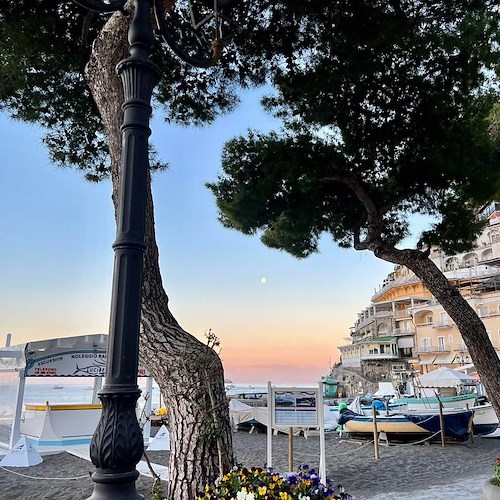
[337, 204, 500, 381]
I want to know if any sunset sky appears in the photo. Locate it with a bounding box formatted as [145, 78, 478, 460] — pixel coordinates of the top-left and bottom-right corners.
[0, 88, 401, 384]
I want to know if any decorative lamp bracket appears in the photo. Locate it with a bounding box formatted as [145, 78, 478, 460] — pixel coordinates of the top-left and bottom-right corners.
[154, 0, 244, 67]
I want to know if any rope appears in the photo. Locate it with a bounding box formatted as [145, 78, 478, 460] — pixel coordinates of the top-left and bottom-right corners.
[387, 430, 442, 446]
[290, 428, 443, 458]
[0, 466, 89, 481]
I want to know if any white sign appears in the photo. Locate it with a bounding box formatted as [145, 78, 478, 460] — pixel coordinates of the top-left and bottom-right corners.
[272, 388, 319, 427]
[267, 383, 326, 485]
[25, 348, 149, 377]
[0, 436, 42, 467]
[146, 425, 170, 451]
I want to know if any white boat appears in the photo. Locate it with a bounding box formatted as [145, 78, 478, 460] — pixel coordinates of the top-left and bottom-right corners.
[394, 393, 477, 410]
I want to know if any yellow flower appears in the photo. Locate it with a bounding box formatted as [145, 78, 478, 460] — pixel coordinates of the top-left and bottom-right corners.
[303, 480, 311, 486]
[258, 486, 267, 495]
[222, 475, 229, 481]
[279, 493, 291, 500]
[269, 483, 275, 490]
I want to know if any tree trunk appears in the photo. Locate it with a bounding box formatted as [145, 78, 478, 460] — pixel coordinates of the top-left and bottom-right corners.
[373, 245, 500, 418]
[85, 8, 234, 499]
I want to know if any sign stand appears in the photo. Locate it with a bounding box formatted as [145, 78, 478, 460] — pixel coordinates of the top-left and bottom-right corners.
[0, 435, 42, 467]
[266, 381, 326, 485]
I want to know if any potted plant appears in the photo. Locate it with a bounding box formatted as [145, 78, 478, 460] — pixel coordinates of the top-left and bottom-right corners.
[482, 457, 500, 500]
[197, 464, 352, 499]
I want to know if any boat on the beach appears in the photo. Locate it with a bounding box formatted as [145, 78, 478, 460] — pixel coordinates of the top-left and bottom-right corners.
[393, 393, 477, 410]
[398, 402, 498, 436]
[338, 408, 474, 441]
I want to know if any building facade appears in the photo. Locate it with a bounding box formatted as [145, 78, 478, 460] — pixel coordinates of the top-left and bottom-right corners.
[338, 203, 500, 378]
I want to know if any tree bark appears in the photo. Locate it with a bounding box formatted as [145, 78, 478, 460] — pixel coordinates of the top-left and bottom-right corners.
[85, 8, 234, 499]
[372, 244, 500, 419]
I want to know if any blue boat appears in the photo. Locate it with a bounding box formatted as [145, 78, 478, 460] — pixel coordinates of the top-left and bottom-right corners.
[338, 408, 474, 441]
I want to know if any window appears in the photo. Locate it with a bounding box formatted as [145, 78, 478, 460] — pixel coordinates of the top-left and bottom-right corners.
[448, 334, 454, 343]
[437, 337, 445, 351]
[426, 316, 433, 325]
[421, 338, 431, 352]
[440, 312, 449, 325]
[478, 306, 489, 318]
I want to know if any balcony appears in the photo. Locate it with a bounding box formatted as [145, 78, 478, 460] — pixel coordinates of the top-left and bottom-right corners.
[416, 345, 451, 354]
[360, 352, 400, 361]
[433, 321, 455, 328]
[393, 328, 415, 336]
[375, 310, 393, 318]
[355, 316, 374, 329]
[394, 309, 412, 318]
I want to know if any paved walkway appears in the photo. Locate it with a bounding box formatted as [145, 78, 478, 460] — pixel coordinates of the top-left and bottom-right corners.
[368, 474, 490, 499]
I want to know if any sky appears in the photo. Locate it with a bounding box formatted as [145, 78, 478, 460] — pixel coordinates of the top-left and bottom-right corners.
[0, 87, 398, 384]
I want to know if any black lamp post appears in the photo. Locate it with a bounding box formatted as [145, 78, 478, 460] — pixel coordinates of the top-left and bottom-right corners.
[68, 0, 242, 498]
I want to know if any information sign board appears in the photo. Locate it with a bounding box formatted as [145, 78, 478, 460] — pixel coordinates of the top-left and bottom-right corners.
[272, 388, 319, 427]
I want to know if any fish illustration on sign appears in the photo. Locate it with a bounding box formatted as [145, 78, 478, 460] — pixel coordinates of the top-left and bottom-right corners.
[73, 358, 107, 376]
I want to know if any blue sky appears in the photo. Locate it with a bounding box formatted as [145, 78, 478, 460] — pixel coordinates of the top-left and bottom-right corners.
[0, 88, 399, 383]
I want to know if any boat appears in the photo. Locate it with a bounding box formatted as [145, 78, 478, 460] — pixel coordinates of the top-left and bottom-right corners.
[471, 403, 499, 435]
[394, 393, 477, 410]
[338, 408, 473, 441]
[397, 402, 498, 436]
[52, 385, 64, 389]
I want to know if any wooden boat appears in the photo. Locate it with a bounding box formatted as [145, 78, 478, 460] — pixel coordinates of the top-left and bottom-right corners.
[339, 409, 473, 441]
[394, 393, 477, 410]
[398, 403, 498, 436]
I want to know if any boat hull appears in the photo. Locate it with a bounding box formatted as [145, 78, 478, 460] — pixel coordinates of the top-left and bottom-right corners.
[343, 410, 473, 441]
[345, 415, 426, 434]
[395, 394, 477, 410]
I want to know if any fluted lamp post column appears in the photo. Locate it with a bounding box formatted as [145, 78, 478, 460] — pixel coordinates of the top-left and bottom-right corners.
[68, 0, 243, 498]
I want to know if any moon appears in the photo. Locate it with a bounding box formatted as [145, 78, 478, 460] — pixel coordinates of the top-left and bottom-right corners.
[260, 277, 267, 284]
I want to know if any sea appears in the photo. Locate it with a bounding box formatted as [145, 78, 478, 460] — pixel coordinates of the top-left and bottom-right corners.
[20, 381, 313, 409]
[21, 381, 163, 410]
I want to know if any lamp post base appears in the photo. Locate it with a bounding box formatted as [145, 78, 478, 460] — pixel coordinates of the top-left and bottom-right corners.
[87, 469, 144, 500]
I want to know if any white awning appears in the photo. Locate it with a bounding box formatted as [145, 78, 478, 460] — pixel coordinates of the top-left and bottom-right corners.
[433, 353, 456, 365]
[418, 356, 437, 365]
[397, 337, 414, 348]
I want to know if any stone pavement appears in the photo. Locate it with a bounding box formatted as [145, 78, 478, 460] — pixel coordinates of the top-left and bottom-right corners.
[368, 473, 491, 499]
[232, 431, 499, 499]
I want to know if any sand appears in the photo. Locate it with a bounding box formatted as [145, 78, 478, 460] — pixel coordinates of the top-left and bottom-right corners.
[0, 432, 498, 499]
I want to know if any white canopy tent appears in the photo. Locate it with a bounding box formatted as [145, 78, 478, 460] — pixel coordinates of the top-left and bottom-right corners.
[416, 367, 477, 388]
[0, 334, 152, 451]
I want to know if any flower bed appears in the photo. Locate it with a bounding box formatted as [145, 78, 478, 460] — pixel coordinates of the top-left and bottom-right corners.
[494, 457, 500, 486]
[197, 465, 353, 499]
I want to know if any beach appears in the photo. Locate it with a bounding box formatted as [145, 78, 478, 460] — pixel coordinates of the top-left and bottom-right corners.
[0, 431, 498, 499]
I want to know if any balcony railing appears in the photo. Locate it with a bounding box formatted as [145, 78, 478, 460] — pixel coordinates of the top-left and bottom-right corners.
[417, 343, 470, 354]
[360, 353, 400, 360]
[433, 321, 455, 328]
[375, 310, 393, 318]
[393, 328, 415, 336]
[394, 309, 412, 318]
[416, 345, 450, 353]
